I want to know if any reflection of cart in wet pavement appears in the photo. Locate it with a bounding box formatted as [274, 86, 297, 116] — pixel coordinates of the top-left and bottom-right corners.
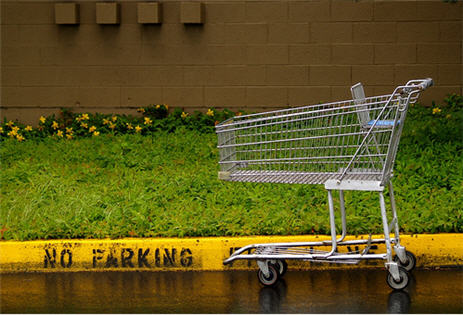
[216, 79, 433, 290]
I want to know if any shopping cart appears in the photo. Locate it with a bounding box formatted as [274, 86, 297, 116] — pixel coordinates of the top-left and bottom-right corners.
[216, 79, 433, 290]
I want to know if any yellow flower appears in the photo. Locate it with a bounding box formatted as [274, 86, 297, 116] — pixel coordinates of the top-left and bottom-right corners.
[81, 113, 89, 120]
[0, 127, 3, 134]
[89, 126, 97, 133]
[102, 118, 110, 125]
[156, 104, 160, 109]
[66, 134, 73, 140]
[432, 107, 441, 115]
[109, 122, 116, 130]
[7, 130, 17, 137]
[6, 121, 14, 127]
[137, 107, 145, 113]
[93, 131, 100, 137]
[81, 122, 88, 129]
[206, 108, 214, 117]
[144, 117, 152, 125]
[16, 134, 25, 142]
[39, 116, 46, 124]
[12, 126, 20, 133]
[236, 112, 242, 116]
[135, 125, 142, 133]
[126, 123, 133, 130]
[66, 127, 73, 133]
[181, 112, 188, 119]
[112, 116, 117, 122]
[25, 125, 33, 132]
[56, 130, 64, 138]
[165, 104, 168, 110]
[52, 121, 59, 129]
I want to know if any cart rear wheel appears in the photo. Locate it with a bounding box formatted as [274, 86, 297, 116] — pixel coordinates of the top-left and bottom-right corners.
[271, 260, 288, 277]
[258, 265, 279, 287]
[386, 266, 409, 290]
[394, 251, 416, 272]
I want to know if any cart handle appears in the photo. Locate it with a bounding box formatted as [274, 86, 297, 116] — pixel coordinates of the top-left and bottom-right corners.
[418, 78, 433, 90]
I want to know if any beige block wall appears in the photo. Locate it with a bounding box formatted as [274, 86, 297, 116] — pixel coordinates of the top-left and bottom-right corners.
[1, 0, 462, 125]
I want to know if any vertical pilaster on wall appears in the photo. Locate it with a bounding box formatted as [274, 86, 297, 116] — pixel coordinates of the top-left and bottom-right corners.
[181, 2, 204, 24]
[137, 2, 162, 24]
[55, 3, 80, 25]
[96, 2, 120, 24]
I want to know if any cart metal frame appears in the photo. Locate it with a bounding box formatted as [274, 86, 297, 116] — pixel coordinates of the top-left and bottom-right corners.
[216, 79, 433, 289]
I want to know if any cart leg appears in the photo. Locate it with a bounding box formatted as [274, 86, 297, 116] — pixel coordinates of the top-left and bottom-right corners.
[338, 190, 347, 242]
[389, 182, 407, 263]
[325, 190, 337, 257]
[380, 191, 401, 281]
[379, 192, 393, 262]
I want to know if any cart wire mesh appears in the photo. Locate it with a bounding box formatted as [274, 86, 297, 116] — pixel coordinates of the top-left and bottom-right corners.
[216, 82, 426, 186]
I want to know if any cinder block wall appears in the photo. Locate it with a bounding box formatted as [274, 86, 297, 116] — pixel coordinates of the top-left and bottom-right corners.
[1, 0, 462, 124]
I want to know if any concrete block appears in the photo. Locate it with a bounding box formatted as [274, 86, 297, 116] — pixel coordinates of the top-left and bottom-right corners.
[374, 1, 417, 21]
[163, 87, 204, 107]
[181, 2, 204, 24]
[352, 66, 394, 86]
[184, 66, 210, 86]
[205, 87, 246, 107]
[288, 86, 331, 106]
[397, 22, 439, 43]
[246, 45, 288, 65]
[353, 22, 395, 43]
[55, 3, 79, 25]
[417, 43, 461, 64]
[266, 65, 309, 86]
[120, 87, 163, 107]
[331, 86, 351, 102]
[137, 2, 162, 24]
[207, 66, 247, 86]
[393, 65, 438, 86]
[206, 45, 245, 65]
[331, 0, 373, 22]
[246, 87, 287, 107]
[289, 45, 331, 65]
[120, 2, 137, 24]
[332, 44, 374, 65]
[77, 87, 121, 107]
[311, 22, 353, 44]
[439, 22, 462, 42]
[205, 2, 245, 23]
[269, 23, 309, 44]
[2, 2, 54, 25]
[438, 65, 461, 86]
[245, 1, 287, 23]
[288, 1, 330, 22]
[309, 65, 351, 86]
[223, 24, 267, 44]
[96, 2, 120, 24]
[374, 44, 416, 65]
[416, 1, 462, 21]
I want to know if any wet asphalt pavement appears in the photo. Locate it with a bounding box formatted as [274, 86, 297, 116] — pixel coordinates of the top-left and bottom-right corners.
[1, 269, 462, 313]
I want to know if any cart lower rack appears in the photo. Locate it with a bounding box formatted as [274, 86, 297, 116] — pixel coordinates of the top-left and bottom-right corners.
[216, 78, 433, 290]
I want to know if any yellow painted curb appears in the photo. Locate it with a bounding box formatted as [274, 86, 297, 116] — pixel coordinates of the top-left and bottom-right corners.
[0, 234, 462, 273]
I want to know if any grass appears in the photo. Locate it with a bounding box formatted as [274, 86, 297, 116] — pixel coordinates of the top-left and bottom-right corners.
[1, 125, 462, 241]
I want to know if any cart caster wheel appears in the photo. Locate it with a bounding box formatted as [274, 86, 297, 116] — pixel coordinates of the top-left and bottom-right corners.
[271, 260, 288, 277]
[258, 265, 279, 287]
[387, 266, 409, 290]
[394, 251, 416, 272]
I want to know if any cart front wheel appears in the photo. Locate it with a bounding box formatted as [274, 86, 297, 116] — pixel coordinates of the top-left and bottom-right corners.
[271, 260, 288, 277]
[394, 251, 416, 272]
[386, 266, 409, 290]
[258, 265, 279, 287]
